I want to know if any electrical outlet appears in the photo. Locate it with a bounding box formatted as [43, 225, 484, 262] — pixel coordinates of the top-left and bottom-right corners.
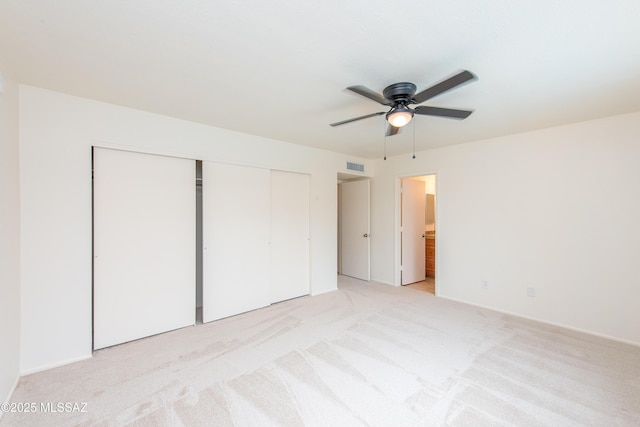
[482, 280, 488, 290]
[527, 287, 536, 297]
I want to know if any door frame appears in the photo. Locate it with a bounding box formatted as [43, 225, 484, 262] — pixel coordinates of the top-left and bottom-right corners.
[394, 171, 438, 290]
[337, 174, 371, 280]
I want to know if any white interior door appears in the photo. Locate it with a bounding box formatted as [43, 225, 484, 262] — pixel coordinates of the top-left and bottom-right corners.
[401, 178, 426, 285]
[270, 171, 310, 303]
[202, 162, 270, 322]
[93, 148, 195, 350]
[341, 179, 370, 281]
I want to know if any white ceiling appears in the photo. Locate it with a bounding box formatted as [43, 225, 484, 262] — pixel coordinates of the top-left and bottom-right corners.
[2, 1, 640, 159]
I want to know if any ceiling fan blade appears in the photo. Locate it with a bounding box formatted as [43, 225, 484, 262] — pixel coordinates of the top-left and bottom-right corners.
[330, 111, 385, 127]
[414, 106, 473, 119]
[412, 70, 475, 104]
[385, 124, 400, 137]
[347, 86, 391, 106]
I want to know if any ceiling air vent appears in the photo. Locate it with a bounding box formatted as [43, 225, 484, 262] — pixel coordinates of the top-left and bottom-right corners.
[346, 162, 365, 173]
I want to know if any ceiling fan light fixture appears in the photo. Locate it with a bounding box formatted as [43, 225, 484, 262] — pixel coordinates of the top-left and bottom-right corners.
[386, 105, 414, 127]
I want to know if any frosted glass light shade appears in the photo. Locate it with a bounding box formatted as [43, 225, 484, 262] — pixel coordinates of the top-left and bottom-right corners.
[386, 107, 413, 127]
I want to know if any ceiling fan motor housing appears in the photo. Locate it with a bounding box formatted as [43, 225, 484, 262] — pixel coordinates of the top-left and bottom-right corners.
[383, 82, 417, 104]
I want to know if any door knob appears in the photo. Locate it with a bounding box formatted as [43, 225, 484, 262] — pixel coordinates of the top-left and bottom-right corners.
[363, 233, 369, 238]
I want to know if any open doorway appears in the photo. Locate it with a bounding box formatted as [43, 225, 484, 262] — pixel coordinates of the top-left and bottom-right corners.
[401, 174, 436, 294]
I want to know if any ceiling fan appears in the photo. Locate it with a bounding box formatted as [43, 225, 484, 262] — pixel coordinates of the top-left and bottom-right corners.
[330, 70, 476, 136]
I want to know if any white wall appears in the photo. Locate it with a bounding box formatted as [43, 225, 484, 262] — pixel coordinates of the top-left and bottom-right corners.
[371, 111, 640, 345]
[19, 85, 370, 373]
[0, 59, 21, 404]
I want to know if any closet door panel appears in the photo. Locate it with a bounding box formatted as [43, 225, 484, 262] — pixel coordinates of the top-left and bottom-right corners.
[202, 162, 270, 322]
[93, 148, 195, 350]
[270, 171, 310, 303]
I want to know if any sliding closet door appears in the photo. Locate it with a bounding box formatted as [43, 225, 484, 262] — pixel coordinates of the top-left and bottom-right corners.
[202, 162, 270, 322]
[270, 171, 310, 303]
[93, 148, 195, 350]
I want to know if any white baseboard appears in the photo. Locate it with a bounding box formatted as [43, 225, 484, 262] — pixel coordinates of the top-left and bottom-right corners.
[370, 277, 395, 287]
[0, 375, 20, 421]
[20, 353, 92, 376]
[439, 295, 640, 348]
[310, 287, 337, 297]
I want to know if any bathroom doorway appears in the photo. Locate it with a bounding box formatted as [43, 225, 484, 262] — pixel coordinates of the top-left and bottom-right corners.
[401, 174, 436, 294]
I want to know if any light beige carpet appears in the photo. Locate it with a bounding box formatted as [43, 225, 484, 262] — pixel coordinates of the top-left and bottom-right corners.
[3, 276, 639, 426]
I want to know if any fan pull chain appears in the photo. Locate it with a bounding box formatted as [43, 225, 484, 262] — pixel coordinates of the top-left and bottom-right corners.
[383, 121, 387, 160]
[412, 119, 416, 159]
[384, 137, 387, 160]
